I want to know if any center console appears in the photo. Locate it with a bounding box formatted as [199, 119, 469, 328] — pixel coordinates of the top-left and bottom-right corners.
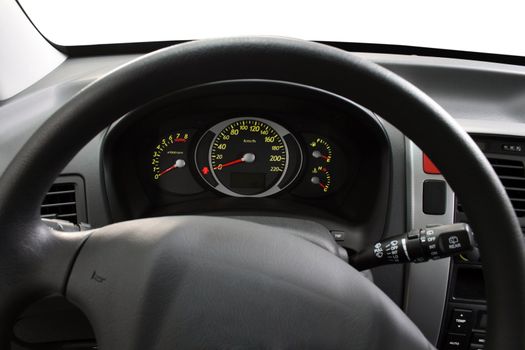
[438, 135, 525, 350]
[440, 258, 487, 349]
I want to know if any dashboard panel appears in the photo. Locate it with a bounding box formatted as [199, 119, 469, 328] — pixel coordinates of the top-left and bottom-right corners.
[2, 48, 525, 349]
[102, 80, 392, 252]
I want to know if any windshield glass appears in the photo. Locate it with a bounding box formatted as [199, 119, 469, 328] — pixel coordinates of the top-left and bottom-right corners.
[19, 0, 524, 56]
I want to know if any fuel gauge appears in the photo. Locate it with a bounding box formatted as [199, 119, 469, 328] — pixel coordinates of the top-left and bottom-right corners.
[310, 138, 332, 164]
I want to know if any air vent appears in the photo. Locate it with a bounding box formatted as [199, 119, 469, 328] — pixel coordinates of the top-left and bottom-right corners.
[41, 182, 78, 223]
[41, 176, 87, 224]
[457, 157, 525, 217]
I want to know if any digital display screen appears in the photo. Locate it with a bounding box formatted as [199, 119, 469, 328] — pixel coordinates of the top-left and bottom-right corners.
[230, 172, 266, 189]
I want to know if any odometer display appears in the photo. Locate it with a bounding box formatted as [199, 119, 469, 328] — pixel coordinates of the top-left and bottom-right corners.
[208, 118, 288, 196]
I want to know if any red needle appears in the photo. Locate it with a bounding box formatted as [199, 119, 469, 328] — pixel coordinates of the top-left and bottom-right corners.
[158, 165, 177, 177]
[319, 182, 327, 190]
[158, 159, 186, 177]
[214, 153, 255, 170]
[214, 158, 244, 170]
[312, 150, 330, 162]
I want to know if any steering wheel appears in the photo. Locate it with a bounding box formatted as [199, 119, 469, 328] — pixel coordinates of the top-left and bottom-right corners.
[1, 37, 524, 349]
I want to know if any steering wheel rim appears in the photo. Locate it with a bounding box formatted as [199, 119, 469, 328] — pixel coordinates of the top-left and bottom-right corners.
[0, 37, 523, 349]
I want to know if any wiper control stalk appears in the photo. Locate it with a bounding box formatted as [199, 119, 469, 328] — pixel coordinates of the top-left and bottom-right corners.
[350, 223, 476, 271]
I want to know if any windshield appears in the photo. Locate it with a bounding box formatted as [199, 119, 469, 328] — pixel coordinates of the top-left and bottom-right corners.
[19, 0, 524, 57]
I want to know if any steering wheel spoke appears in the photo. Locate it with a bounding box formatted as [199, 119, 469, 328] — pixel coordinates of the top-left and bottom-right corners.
[0, 219, 89, 344]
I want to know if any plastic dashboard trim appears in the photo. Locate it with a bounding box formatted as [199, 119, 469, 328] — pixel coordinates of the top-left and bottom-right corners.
[404, 140, 455, 345]
[404, 127, 525, 346]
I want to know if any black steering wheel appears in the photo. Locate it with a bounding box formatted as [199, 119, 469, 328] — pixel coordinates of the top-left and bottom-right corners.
[0, 37, 524, 349]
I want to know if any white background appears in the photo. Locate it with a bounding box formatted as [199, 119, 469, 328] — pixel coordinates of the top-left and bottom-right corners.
[19, 0, 525, 56]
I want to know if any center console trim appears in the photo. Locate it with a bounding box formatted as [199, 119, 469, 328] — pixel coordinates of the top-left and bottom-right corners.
[404, 140, 455, 345]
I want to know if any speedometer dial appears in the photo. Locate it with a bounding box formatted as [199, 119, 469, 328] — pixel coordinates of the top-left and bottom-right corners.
[209, 119, 288, 196]
[195, 117, 303, 197]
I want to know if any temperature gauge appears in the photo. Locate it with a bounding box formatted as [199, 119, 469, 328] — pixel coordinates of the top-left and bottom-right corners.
[310, 166, 331, 193]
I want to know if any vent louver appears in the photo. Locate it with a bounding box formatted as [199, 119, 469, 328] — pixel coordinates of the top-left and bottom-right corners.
[41, 182, 78, 223]
[457, 157, 525, 217]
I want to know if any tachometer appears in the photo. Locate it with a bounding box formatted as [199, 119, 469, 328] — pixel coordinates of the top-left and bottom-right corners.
[151, 130, 203, 194]
[195, 117, 302, 197]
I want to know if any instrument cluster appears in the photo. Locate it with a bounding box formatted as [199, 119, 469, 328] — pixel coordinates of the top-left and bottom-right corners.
[149, 117, 347, 198]
[103, 81, 390, 223]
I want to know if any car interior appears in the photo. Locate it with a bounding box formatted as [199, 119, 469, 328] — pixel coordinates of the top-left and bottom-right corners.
[1, 1, 525, 350]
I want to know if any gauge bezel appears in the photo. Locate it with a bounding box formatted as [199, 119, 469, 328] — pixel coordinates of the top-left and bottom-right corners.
[196, 117, 301, 197]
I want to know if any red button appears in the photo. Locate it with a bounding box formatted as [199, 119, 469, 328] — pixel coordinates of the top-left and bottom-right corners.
[423, 154, 440, 174]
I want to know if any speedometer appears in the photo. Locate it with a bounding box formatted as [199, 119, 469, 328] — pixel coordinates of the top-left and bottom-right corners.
[210, 119, 287, 195]
[195, 117, 302, 197]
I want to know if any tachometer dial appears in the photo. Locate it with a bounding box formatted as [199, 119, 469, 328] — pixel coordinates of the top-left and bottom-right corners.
[151, 130, 202, 194]
[195, 117, 302, 197]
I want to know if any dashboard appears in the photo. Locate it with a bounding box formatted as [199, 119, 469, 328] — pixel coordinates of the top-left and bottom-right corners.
[2, 47, 525, 350]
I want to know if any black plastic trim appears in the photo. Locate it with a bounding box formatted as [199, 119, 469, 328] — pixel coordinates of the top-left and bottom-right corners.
[53, 41, 525, 67]
[37, 39, 525, 68]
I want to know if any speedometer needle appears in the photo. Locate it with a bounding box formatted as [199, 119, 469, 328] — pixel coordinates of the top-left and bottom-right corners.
[214, 153, 255, 170]
[158, 159, 186, 177]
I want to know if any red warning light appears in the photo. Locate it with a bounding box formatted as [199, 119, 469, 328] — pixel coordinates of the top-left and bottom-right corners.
[201, 166, 210, 175]
[423, 154, 440, 174]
